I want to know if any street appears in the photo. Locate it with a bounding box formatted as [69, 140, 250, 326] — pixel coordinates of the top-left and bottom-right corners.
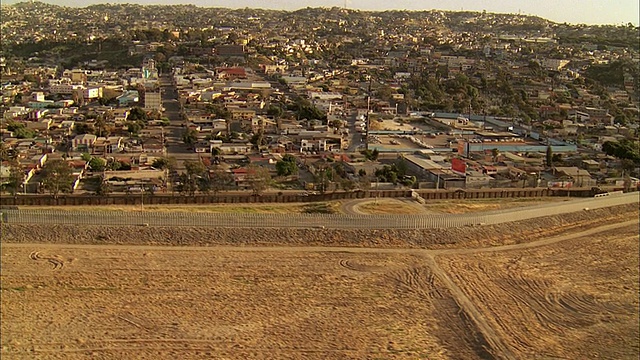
[159, 75, 202, 165]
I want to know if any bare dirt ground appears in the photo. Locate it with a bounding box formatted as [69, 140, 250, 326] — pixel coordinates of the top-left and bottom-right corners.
[341, 197, 570, 215]
[437, 222, 639, 359]
[1, 248, 450, 359]
[421, 197, 570, 214]
[1, 210, 638, 359]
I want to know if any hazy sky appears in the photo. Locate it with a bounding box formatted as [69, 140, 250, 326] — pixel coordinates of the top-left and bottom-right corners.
[7, 0, 640, 25]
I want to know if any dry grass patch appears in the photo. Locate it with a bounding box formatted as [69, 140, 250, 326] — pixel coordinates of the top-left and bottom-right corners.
[19, 203, 336, 214]
[357, 199, 423, 215]
[424, 198, 568, 214]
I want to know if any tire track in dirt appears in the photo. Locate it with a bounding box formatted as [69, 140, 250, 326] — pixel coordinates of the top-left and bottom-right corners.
[29, 340, 368, 355]
[6, 219, 636, 359]
[425, 255, 518, 360]
[29, 251, 64, 270]
[427, 220, 638, 359]
[386, 266, 495, 359]
[386, 266, 443, 300]
[338, 259, 386, 272]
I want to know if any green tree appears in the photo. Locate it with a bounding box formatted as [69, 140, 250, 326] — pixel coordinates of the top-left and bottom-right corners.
[127, 107, 148, 121]
[290, 99, 326, 120]
[183, 159, 207, 195]
[5, 160, 24, 195]
[126, 121, 142, 136]
[360, 149, 379, 161]
[211, 147, 222, 157]
[6, 121, 24, 133]
[182, 129, 198, 146]
[94, 115, 110, 137]
[210, 168, 234, 193]
[328, 119, 343, 129]
[275, 154, 298, 176]
[267, 104, 283, 118]
[546, 145, 553, 168]
[106, 158, 122, 171]
[375, 85, 393, 101]
[184, 160, 207, 177]
[375, 164, 400, 184]
[94, 175, 112, 196]
[395, 157, 408, 177]
[250, 130, 267, 148]
[207, 104, 232, 119]
[40, 160, 75, 198]
[246, 164, 271, 195]
[74, 123, 95, 135]
[13, 127, 35, 139]
[603, 140, 640, 163]
[0, 142, 12, 161]
[152, 157, 175, 170]
[88, 157, 106, 172]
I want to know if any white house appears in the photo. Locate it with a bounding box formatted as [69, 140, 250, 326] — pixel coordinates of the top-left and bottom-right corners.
[84, 87, 102, 99]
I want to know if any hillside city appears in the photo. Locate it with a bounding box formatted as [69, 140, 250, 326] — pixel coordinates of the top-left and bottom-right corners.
[1, 1, 639, 198]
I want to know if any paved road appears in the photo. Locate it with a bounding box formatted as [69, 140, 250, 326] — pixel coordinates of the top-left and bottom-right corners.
[158, 75, 204, 167]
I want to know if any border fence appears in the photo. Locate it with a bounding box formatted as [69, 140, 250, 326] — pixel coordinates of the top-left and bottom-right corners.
[1, 192, 636, 230]
[0, 187, 613, 207]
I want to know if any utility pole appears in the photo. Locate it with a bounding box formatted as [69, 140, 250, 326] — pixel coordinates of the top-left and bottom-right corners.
[365, 74, 372, 150]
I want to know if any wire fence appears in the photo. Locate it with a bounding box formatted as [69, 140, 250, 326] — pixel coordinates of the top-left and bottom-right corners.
[1, 192, 637, 230]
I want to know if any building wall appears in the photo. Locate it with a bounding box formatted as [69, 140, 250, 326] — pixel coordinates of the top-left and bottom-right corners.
[144, 92, 162, 111]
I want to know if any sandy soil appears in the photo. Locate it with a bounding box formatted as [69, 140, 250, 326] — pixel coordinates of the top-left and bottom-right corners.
[1, 215, 638, 359]
[1, 248, 452, 359]
[438, 223, 639, 359]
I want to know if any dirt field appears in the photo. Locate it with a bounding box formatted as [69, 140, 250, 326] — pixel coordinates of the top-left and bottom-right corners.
[437, 223, 639, 359]
[1, 215, 638, 359]
[1, 247, 452, 359]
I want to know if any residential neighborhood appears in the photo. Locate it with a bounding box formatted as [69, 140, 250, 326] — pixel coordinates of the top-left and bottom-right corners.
[1, 3, 639, 359]
[1, 2, 638, 198]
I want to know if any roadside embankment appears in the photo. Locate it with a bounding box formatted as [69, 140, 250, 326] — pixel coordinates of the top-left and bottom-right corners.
[1, 204, 636, 249]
